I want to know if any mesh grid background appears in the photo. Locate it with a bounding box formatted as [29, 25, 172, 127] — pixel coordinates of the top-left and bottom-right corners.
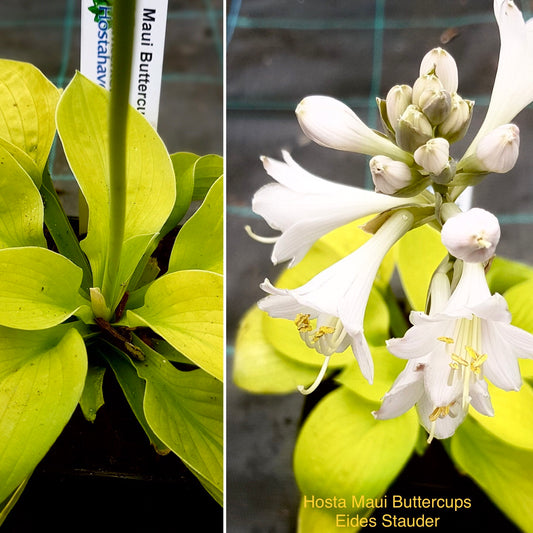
[227, 1, 531, 531]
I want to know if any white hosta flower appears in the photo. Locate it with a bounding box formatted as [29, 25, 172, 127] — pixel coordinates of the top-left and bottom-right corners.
[476, 123, 520, 173]
[419, 47, 459, 95]
[412, 73, 444, 109]
[437, 93, 474, 144]
[258, 210, 415, 392]
[373, 357, 493, 441]
[250, 151, 418, 267]
[384, 261, 533, 438]
[369, 155, 417, 195]
[441, 207, 501, 263]
[296, 95, 413, 164]
[464, 0, 533, 157]
[413, 138, 450, 175]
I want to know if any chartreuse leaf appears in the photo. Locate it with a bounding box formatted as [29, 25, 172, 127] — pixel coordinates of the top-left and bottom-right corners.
[191, 154, 223, 202]
[0, 325, 87, 503]
[233, 306, 321, 394]
[0, 475, 30, 527]
[168, 176, 223, 275]
[486, 256, 533, 295]
[162, 152, 200, 233]
[99, 344, 170, 454]
[294, 388, 418, 532]
[451, 417, 533, 533]
[0, 59, 60, 184]
[127, 270, 223, 381]
[79, 364, 106, 422]
[56, 72, 175, 307]
[0, 247, 88, 330]
[0, 145, 46, 249]
[132, 346, 223, 505]
[396, 224, 447, 311]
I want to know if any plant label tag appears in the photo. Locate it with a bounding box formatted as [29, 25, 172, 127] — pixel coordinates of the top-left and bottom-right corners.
[80, 0, 168, 129]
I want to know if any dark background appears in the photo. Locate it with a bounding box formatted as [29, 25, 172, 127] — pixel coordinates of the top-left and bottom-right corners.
[227, 1, 533, 532]
[0, 1, 223, 531]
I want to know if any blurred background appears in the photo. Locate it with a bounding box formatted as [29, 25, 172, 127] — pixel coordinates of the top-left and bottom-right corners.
[0, 1, 222, 531]
[227, 1, 533, 531]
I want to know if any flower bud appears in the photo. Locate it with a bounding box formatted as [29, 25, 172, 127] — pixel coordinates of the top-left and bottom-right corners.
[369, 155, 417, 195]
[414, 137, 450, 175]
[419, 88, 452, 125]
[441, 207, 500, 263]
[395, 105, 433, 153]
[436, 94, 474, 144]
[476, 124, 520, 173]
[419, 47, 459, 94]
[412, 73, 443, 108]
[385, 84, 412, 131]
[295, 95, 413, 163]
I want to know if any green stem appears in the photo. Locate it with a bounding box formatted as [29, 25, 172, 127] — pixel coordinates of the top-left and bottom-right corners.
[101, 0, 137, 313]
[41, 164, 92, 292]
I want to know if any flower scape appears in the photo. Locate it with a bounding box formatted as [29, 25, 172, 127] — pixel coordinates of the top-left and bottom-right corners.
[235, 1, 533, 530]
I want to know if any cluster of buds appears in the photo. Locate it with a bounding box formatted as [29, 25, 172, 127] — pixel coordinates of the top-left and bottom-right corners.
[247, 0, 533, 442]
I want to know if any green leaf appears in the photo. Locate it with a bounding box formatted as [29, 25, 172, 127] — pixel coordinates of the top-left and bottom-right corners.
[163, 152, 200, 232]
[191, 154, 223, 202]
[79, 364, 106, 422]
[233, 306, 323, 394]
[396, 224, 447, 311]
[451, 417, 533, 533]
[294, 388, 418, 505]
[0, 145, 46, 249]
[297, 499, 363, 533]
[486, 256, 533, 295]
[127, 270, 223, 381]
[56, 72, 176, 304]
[0, 247, 88, 330]
[0, 476, 31, 527]
[133, 346, 223, 504]
[0, 325, 87, 503]
[0, 59, 60, 182]
[99, 343, 170, 454]
[168, 176, 223, 275]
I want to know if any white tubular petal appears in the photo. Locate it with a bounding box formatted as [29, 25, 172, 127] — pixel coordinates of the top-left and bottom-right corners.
[470, 380, 495, 417]
[296, 95, 413, 162]
[386, 323, 441, 359]
[350, 331, 374, 384]
[373, 360, 425, 419]
[417, 396, 467, 440]
[481, 321, 523, 391]
[419, 47, 459, 94]
[445, 262, 493, 312]
[476, 124, 520, 173]
[441, 208, 501, 263]
[258, 279, 316, 319]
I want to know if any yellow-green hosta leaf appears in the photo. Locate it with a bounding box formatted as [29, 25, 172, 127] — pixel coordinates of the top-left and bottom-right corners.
[397, 224, 447, 312]
[168, 176, 223, 275]
[0, 59, 60, 183]
[0, 325, 87, 503]
[56, 72, 176, 293]
[487, 256, 533, 295]
[133, 347, 223, 504]
[0, 247, 88, 330]
[469, 381, 533, 450]
[233, 306, 323, 394]
[0, 146, 46, 249]
[79, 364, 106, 423]
[127, 270, 223, 381]
[294, 388, 418, 505]
[451, 417, 533, 533]
[191, 154, 223, 202]
[297, 499, 365, 533]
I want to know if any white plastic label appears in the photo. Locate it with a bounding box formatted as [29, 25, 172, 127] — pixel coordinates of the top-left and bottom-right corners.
[80, 0, 168, 129]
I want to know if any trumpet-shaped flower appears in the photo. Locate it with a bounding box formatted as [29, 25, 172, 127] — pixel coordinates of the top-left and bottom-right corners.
[382, 260, 533, 439]
[464, 0, 533, 157]
[258, 210, 415, 392]
[250, 151, 419, 267]
[296, 95, 413, 164]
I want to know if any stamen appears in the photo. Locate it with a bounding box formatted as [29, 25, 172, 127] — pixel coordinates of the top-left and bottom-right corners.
[297, 355, 331, 395]
[475, 234, 492, 249]
[244, 225, 279, 244]
[437, 336, 454, 344]
[294, 313, 312, 332]
[451, 353, 468, 366]
[311, 326, 335, 343]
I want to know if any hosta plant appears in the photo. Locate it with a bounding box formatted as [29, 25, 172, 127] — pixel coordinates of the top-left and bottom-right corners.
[0, 3, 223, 524]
